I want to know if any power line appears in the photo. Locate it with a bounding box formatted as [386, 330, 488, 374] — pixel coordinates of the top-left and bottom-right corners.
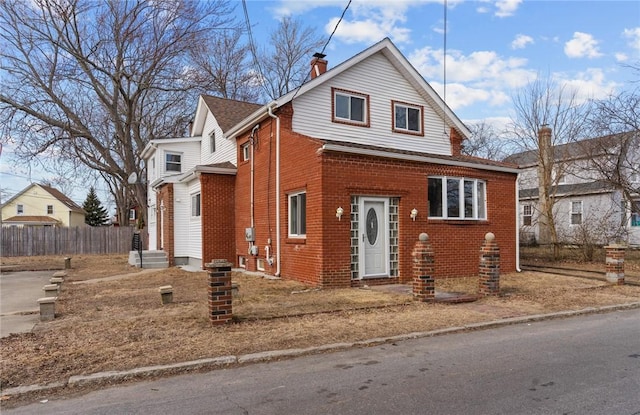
[242, 0, 269, 99]
[290, 0, 351, 102]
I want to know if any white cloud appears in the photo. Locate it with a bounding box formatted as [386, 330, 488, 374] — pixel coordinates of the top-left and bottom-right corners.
[328, 16, 412, 45]
[564, 32, 603, 59]
[553, 68, 619, 103]
[623, 27, 640, 53]
[327, 1, 416, 45]
[495, 0, 522, 17]
[511, 34, 534, 50]
[615, 52, 628, 63]
[408, 46, 535, 110]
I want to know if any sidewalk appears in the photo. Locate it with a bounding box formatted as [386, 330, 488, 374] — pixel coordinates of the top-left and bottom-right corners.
[0, 270, 56, 338]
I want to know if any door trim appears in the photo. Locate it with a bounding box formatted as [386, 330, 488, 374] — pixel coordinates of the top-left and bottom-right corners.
[358, 197, 390, 278]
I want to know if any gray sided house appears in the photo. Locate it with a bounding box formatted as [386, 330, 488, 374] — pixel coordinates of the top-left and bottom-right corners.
[505, 129, 640, 247]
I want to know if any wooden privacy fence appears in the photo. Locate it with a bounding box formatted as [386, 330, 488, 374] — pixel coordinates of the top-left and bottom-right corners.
[1, 226, 136, 257]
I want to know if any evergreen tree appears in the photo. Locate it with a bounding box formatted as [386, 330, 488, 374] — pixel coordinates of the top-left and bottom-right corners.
[83, 187, 109, 226]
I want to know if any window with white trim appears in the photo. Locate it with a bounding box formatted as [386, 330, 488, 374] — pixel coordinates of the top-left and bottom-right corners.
[523, 204, 532, 226]
[392, 101, 423, 134]
[129, 209, 136, 221]
[571, 201, 582, 225]
[428, 177, 487, 220]
[288, 191, 307, 237]
[241, 142, 250, 162]
[47, 205, 54, 215]
[17, 204, 24, 215]
[191, 193, 201, 217]
[209, 131, 216, 153]
[332, 88, 368, 126]
[165, 152, 182, 172]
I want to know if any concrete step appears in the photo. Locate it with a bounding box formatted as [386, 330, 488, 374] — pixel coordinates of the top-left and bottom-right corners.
[128, 251, 169, 269]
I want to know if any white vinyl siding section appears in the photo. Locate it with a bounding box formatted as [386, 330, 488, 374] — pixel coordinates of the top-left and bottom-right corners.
[200, 111, 237, 166]
[187, 180, 202, 261]
[292, 53, 451, 155]
[172, 184, 190, 258]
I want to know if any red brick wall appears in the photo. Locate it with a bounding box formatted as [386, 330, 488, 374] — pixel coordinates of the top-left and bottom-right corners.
[156, 183, 175, 266]
[233, 104, 517, 287]
[201, 173, 236, 267]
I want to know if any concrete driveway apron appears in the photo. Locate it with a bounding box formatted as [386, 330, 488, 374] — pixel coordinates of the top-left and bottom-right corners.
[0, 270, 54, 338]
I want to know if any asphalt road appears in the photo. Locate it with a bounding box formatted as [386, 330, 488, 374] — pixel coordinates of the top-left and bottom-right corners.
[6, 308, 640, 414]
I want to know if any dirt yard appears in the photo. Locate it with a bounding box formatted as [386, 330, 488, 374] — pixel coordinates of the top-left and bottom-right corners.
[1, 252, 639, 406]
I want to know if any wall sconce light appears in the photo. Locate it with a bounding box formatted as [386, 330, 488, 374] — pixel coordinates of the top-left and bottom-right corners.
[336, 207, 344, 221]
[410, 208, 418, 221]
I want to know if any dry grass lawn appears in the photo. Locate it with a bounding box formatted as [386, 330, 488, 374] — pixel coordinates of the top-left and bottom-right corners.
[1, 252, 640, 405]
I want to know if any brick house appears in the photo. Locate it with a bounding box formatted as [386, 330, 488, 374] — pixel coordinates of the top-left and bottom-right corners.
[144, 38, 520, 287]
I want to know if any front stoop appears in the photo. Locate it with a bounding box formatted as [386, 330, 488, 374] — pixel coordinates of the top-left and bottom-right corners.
[128, 250, 169, 269]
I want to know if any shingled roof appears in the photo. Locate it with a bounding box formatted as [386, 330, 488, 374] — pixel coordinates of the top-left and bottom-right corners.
[39, 184, 85, 213]
[503, 132, 630, 167]
[200, 95, 262, 132]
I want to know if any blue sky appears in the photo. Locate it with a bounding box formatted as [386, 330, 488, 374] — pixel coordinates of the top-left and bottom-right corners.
[1, 0, 638, 206]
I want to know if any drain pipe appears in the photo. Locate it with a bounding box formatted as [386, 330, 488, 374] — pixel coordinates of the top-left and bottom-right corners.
[267, 104, 281, 277]
[250, 124, 260, 231]
[515, 172, 521, 272]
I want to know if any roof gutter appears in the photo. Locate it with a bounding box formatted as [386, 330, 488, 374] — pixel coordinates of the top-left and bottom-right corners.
[320, 143, 521, 174]
[267, 103, 281, 277]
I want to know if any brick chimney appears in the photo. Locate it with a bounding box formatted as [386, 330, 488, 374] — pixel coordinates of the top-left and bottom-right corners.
[310, 52, 327, 79]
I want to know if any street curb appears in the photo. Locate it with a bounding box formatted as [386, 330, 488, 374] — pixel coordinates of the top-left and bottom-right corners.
[2, 301, 640, 399]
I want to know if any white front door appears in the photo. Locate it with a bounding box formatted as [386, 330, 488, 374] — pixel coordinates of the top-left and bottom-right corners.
[359, 198, 389, 278]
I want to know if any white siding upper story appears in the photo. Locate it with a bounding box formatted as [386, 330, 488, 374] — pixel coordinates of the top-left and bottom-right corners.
[146, 139, 202, 186]
[200, 110, 237, 167]
[292, 53, 452, 156]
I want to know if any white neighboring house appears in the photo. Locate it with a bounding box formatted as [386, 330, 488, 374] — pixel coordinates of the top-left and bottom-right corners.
[141, 95, 261, 267]
[505, 130, 640, 246]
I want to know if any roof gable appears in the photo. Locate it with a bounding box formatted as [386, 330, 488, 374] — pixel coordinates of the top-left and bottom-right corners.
[225, 38, 471, 140]
[1, 183, 83, 213]
[191, 95, 262, 136]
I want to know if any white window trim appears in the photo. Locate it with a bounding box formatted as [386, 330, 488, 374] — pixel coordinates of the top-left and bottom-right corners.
[332, 87, 369, 126]
[46, 205, 54, 215]
[241, 142, 250, 162]
[129, 209, 136, 221]
[428, 176, 487, 220]
[191, 193, 201, 218]
[523, 204, 533, 226]
[288, 191, 307, 238]
[209, 131, 216, 153]
[16, 204, 24, 215]
[570, 200, 583, 226]
[165, 151, 182, 173]
[392, 100, 424, 135]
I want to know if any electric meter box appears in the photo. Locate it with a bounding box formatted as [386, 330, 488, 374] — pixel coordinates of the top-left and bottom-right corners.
[244, 227, 255, 242]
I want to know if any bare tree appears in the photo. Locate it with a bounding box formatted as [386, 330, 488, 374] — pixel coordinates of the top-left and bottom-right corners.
[462, 121, 509, 160]
[258, 16, 326, 100]
[582, 88, 640, 230]
[0, 0, 236, 228]
[507, 77, 587, 257]
[188, 27, 262, 103]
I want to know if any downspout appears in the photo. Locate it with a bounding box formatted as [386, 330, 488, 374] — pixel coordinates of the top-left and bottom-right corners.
[249, 124, 260, 256]
[267, 104, 281, 277]
[516, 172, 521, 272]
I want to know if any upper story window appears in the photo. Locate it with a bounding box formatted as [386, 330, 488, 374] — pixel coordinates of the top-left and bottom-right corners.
[392, 101, 423, 135]
[191, 193, 201, 217]
[332, 87, 369, 126]
[165, 152, 182, 173]
[209, 131, 216, 153]
[288, 191, 307, 238]
[129, 209, 136, 221]
[241, 142, 250, 162]
[17, 204, 24, 215]
[571, 201, 582, 225]
[428, 176, 487, 220]
[47, 205, 54, 215]
[523, 204, 532, 226]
